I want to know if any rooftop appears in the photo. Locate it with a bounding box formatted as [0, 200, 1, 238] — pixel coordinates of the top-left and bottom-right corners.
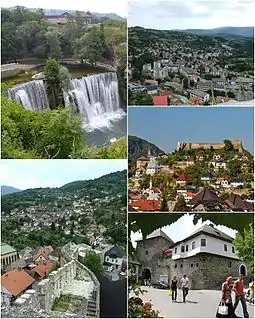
[1, 269, 35, 297]
[1, 243, 17, 256]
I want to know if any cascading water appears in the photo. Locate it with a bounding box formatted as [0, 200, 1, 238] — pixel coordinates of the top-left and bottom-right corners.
[66, 72, 125, 131]
[7, 80, 49, 111]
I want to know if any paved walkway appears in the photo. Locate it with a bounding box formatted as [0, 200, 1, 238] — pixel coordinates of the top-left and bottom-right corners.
[140, 287, 254, 318]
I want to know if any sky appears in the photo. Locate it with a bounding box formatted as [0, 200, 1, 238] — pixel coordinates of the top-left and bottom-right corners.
[0, 160, 127, 190]
[128, 0, 255, 29]
[131, 213, 237, 247]
[1, 0, 127, 17]
[128, 107, 254, 153]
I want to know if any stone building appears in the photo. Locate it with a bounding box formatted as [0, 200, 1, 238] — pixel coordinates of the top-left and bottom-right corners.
[1, 243, 18, 272]
[135, 224, 246, 290]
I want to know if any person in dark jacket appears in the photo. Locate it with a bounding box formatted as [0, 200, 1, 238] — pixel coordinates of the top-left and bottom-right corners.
[171, 276, 178, 302]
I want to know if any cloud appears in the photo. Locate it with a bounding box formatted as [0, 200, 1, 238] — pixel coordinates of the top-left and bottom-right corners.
[131, 214, 237, 247]
[128, 0, 255, 29]
[0, 159, 127, 190]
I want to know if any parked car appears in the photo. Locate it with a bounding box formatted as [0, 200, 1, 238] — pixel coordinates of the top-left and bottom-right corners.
[153, 281, 169, 289]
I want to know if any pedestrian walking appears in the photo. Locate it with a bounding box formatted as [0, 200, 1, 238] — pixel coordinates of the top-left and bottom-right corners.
[233, 274, 249, 318]
[171, 276, 178, 302]
[248, 278, 254, 304]
[180, 274, 189, 303]
[216, 276, 236, 318]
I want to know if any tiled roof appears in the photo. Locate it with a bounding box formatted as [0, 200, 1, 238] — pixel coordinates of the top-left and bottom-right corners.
[129, 199, 161, 211]
[1, 269, 35, 297]
[153, 96, 168, 106]
[1, 243, 17, 255]
[225, 194, 254, 212]
[34, 260, 54, 278]
[105, 245, 125, 258]
[176, 174, 191, 181]
[189, 188, 220, 205]
[136, 229, 174, 244]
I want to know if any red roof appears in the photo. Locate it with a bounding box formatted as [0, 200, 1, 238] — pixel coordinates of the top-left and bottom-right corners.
[153, 96, 168, 106]
[161, 90, 174, 97]
[1, 269, 35, 297]
[129, 199, 161, 211]
[187, 192, 196, 197]
[176, 174, 191, 181]
[163, 249, 172, 254]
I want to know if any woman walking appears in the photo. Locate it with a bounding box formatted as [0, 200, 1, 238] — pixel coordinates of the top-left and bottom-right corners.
[171, 276, 178, 302]
[216, 276, 237, 318]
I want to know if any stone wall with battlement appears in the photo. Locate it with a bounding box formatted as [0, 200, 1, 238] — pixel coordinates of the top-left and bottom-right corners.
[179, 140, 243, 152]
[2, 243, 100, 318]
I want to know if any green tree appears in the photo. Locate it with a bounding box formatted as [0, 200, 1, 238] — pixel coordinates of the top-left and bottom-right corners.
[234, 223, 254, 272]
[51, 221, 56, 231]
[44, 58, 63, 108]
[160, 196, 169, 211]
[80, 251, 103, 276]
[223, 139, 234, 152]
[228, 159, 242, 176]
[173, 196, 189, 212]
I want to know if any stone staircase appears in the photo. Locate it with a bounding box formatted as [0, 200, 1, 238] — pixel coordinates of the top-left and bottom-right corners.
[86, 290, 98, 318]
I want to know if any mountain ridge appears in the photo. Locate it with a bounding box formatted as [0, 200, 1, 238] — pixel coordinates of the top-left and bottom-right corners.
[182, 26, 254, 38]
[128, 135, 164, 162]
[1, 185, 22, 196]
[4, 7, 125, 20]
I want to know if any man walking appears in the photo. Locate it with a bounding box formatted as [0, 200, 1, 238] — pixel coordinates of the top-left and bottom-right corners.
[233, 274, 249, 318]
[180, 274, 189, 303]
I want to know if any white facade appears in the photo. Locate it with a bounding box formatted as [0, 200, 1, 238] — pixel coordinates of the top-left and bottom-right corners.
[146, 167, 161, 175]
[172, 233, 238, 260]
[105, 256, 123, 269]
[230, 181, 246, 188]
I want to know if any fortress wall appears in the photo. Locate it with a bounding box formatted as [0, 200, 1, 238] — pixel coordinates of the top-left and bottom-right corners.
[8, 244, 100, 317]
[13, 260, 77, 313]
[183, 140, 243, 151]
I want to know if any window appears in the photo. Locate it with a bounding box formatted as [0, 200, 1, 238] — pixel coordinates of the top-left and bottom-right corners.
[228, 261, 232, 268]
[201, 239, 206, 247]
[180, 264, 183, 268]
[145, 250, 148, 255]
[191, 263, 193, 267]
[181, 246, 185, 252]
[175, 247, 177, 254]
[224, 244, 227, 252]
[186, 245, 188, 252]
[192, 241, 195, 249]
[196, 263, 199, 267]
[232, 247, 235, 253]
[174, 264, 177, 268]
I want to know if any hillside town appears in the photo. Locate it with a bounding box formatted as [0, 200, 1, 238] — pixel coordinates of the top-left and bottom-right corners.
[128, 140, 254, 212]
[128, 27, 254, 105]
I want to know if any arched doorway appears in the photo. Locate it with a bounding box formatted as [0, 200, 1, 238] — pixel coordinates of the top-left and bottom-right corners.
[142, 268, 151, 285]
[239, 264, 247, 276]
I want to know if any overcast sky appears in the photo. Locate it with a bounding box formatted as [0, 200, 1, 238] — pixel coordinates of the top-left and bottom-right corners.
[128, 0, 255, 29]
[1, 0, 127, 17]
[131, 214, 237, 247]
[0, 160, 127, 190]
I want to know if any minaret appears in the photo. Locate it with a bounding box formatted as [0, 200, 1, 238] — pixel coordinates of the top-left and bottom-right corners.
[148, 149, 151, 158]
[149, 177, 153, 189]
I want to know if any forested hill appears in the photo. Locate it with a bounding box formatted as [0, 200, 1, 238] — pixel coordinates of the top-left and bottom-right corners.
[1, 170, 127, 213]
[1, 185, 22, 196]
[128, 135, 164, 161]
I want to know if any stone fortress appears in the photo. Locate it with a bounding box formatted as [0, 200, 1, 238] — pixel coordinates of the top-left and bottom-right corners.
[1, 243, 100, 318]
[178, 140, 243, 152]
[133, 226, 247, 290]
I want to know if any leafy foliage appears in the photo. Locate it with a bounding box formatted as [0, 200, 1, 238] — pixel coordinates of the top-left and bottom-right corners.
[233, 223, 254, 272]
[1, 97, 127, 159]
[79, 250, 104, 276]
[129, 213, 254, 243]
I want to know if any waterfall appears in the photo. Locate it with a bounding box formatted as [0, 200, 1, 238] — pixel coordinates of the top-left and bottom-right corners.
[66, 72, 125, 131]
[7, 80, 49, 111]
